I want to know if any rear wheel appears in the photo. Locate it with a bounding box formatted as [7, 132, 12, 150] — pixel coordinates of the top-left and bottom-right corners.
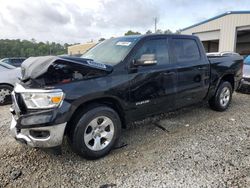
[0, 85, 13, 105]
[68, 106, 121, 159]
[209, 81, 232, 111]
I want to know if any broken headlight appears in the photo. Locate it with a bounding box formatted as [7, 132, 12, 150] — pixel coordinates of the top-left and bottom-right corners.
[21, 91, 64, 109]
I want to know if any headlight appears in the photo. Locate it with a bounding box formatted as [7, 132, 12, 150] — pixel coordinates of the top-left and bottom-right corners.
[21, 91, 64, 109]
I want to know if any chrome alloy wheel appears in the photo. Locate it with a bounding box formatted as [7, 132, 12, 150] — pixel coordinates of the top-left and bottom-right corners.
[0, 88, 11, 104]
[84, 116, 115, 151]
[219, 87, 230, 107]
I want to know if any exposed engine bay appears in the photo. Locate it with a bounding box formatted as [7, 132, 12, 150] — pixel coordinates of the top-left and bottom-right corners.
[41, 61, 106, 85]
[20, 56, 113, 88]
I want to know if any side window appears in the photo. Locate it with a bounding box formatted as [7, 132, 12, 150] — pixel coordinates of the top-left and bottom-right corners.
[10, 59, 16, 66]
[20, 58, 26, 64]
[134, 39, 169, 65]
[172, 39, 200, 63]
[12, 59, 22, 67]
[2, 59, 10, 64]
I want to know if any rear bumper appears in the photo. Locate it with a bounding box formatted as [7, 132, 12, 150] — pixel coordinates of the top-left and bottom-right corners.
[241, 78, 250, 86]
[10, 116, 66, 148]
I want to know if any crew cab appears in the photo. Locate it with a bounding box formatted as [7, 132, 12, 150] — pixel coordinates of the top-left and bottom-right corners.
[10, 34, 243, 159]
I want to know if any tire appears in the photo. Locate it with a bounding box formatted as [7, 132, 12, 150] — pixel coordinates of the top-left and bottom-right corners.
[0, 85, 13, 105]
[68, 106, 121, 159]
[209, 81, 233, 111]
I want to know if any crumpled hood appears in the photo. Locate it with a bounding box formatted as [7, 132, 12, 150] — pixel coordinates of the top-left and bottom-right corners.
[21, 56, 113, 81]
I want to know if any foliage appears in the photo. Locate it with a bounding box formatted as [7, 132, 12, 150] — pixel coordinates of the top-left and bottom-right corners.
[164, 29, 173, 34]
[175, 29, 181, 34]
[155, 29, 163, 34]
[141, 29, 182, 35]
[124, 30, 141, 36]
[145, 30, 153, 35]
[0, 28, 183, 59]
[0, 39, 68, 59]
[98, 38, 106, 42]
[125, 29, 180, 36]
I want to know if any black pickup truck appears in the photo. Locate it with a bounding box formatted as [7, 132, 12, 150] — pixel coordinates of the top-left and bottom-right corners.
[10, 34, 243, 159]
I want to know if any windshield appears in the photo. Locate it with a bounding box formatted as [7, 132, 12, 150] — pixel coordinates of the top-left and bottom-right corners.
[81, 37, 139, 65]
[0, 61, 16, 69]
[244, 55, 250, 65]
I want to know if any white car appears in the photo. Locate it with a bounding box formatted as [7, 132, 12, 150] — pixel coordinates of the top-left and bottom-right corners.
[239, 55, 250, 93]
[0, 62, 21, 105]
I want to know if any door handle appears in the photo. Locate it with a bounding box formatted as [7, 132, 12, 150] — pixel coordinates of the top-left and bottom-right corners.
[197, 67, 207, 70]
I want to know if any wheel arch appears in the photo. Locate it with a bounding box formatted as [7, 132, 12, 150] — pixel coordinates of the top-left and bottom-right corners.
[220, 74, 235, 90]
[65, 97, 126, 135]
[0, 83, 14, 88]
[207, 73, 235, 101]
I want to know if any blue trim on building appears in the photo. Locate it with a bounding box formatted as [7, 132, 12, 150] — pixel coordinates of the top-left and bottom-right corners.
[181, 11, 250, 31]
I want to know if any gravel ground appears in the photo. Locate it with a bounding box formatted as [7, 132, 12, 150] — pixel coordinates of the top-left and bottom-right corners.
[0, 92, 249, 188]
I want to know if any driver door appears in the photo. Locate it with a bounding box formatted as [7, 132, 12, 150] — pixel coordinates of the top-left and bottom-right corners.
[127, 37, 177, 120]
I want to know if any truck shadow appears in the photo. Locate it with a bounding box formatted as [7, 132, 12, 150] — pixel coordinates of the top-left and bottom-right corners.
[48, 93, 246, 162]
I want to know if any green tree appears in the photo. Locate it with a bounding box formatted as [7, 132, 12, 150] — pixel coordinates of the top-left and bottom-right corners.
[155, 29, 163, 34]
[164, 29, 173, 34]
[145, 30, 153, 35]
[0, 39, 68, 59]
[175, 29, 181, 34]
[98, 38, 105, 42]
[124, 30, 141, 36]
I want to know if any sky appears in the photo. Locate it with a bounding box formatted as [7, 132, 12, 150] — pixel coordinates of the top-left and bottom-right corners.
[0, 0, 250, 44]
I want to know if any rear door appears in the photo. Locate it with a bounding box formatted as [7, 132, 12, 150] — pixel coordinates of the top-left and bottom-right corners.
[170, 36, 210, 107]
[127, 36, 177, 119]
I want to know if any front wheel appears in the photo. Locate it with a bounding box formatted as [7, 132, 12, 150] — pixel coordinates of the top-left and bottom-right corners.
[209, 81, 233, 111]
[0, 85, 13, 105]
[69, 106, 121, 159]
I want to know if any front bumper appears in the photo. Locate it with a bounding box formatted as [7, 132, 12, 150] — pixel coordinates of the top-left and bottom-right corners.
[9, 83, 73, 148]
[10, 115, 66, 148]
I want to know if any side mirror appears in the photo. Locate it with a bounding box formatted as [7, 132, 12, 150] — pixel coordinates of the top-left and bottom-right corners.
[133, 54, 157, 66]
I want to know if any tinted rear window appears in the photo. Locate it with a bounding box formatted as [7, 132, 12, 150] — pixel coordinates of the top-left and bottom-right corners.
[172, 38, 200, 63]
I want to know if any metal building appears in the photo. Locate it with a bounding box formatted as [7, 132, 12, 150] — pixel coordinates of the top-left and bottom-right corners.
[68, 42, 97, 56]
[181, 11, 250, 55]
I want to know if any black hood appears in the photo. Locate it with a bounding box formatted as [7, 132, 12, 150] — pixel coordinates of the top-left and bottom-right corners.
[21, 56, 113, 81]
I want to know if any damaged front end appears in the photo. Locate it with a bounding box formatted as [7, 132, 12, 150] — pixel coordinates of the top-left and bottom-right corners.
[20, 56, 113, 88]
[10, 56, 112, 148]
